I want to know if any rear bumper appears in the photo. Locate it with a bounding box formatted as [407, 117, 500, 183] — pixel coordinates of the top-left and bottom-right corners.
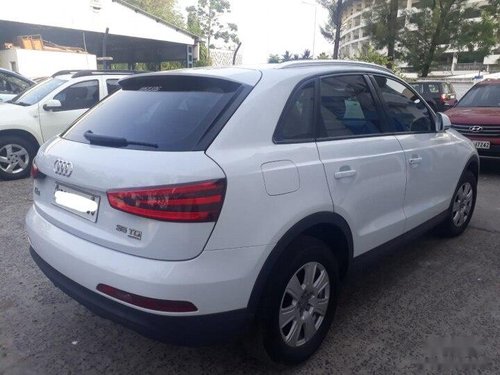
[26, 205, 270, 344]
[30, 247, 253, 346]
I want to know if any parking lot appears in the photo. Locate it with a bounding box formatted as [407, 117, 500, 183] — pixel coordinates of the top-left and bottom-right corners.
[1, 160, 499, 374]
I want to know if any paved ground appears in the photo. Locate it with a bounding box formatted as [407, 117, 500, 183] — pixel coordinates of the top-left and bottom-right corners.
[1, 160, 499, 375]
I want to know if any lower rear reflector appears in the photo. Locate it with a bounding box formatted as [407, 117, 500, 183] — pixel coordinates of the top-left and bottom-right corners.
[96, 284, 197, 313]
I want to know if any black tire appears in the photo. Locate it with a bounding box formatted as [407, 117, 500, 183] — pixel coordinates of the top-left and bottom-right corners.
[0, 135, 37, 180]
[438, 170, 477, 237]
[255, 236, 340, 365]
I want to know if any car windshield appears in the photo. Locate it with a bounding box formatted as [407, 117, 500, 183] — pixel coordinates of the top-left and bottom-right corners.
[457, 84, 500, 107]
[10, 78, 66, 106]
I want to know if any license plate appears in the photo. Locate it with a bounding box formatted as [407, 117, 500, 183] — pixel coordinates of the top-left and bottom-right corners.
[53, 184, 100, 222]
[473, 141, 490, 150]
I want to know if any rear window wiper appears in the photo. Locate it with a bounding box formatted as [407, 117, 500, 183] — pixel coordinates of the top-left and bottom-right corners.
[83, 130, 158, 149]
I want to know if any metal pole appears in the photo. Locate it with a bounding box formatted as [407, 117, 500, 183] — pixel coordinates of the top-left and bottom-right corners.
[313, 6, 317, 57]
[102, 27, 109, 70]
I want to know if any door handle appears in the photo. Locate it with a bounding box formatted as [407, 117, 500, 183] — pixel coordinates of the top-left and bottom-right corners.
[334, 169, 357, 179]
[408, 156, 423, 166]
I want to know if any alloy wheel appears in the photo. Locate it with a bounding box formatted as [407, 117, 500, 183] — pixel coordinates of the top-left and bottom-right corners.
[0, 144, 30, 175]
[279, 262, 330, 347]
[452, 182, 473, 227]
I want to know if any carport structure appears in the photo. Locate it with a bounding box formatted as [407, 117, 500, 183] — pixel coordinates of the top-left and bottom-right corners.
[0, 0, 199, 69]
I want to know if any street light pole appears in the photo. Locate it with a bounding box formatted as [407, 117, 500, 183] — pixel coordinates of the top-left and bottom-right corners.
[302, 0, 318, 58]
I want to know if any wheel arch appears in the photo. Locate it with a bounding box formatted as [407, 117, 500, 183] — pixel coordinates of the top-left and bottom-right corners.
[247, 211, 353, 316]
[0, 129, 41, 150]
[465, 154, 479, 182]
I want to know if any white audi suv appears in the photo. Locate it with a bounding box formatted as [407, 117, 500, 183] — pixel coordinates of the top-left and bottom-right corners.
[26, 61, 479, 364]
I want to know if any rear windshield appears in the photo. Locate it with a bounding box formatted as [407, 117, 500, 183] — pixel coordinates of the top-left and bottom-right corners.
[457, 84, 500, 107]
[63, 75, 243, 151]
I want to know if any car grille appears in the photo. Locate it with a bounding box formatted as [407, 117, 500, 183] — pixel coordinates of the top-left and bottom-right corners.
[451, 124, 500, 137]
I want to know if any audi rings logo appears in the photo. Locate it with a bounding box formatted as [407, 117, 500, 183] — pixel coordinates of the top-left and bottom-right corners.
[469, 126, 483, 133]
[53, 159, 73, 177]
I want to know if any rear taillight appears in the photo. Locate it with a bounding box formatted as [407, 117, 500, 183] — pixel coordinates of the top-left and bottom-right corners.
[97, 284, 197, 312]
[440, 93, 447, 101]
[107, 179, 226, 222]
[31, 160, 45, 179]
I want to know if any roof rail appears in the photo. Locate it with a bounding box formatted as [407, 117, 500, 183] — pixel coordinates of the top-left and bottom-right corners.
[52, 70, 139, 78]
[278, 60, 393, 74]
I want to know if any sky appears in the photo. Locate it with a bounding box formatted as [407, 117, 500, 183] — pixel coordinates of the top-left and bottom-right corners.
[177, 0, 333, 64]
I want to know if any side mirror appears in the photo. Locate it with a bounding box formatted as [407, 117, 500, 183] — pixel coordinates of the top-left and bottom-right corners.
[436, 112, 452, 132]
[43, 99, 62, 111]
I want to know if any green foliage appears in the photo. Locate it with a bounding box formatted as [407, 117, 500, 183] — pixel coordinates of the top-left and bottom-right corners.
[458, 0, 500, 59]
[127, 0, 185, 28]
[364, 0, 402, 66]
[268, 54, 281, 64]
[186, 0, 239, 64]
[400, 0, 471, 77]
[353, 45, 389, 66]
[316, 52, 331, 60]
[318, 0, 341, 44]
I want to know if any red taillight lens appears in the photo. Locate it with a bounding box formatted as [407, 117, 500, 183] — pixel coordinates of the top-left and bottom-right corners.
[31, 160, 45, 179]
[97, 284, 197, 312]
[107, 179, 226, 222]
[440, 93, 447, 100]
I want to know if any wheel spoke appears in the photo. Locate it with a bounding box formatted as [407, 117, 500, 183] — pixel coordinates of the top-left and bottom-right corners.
[304, 263, 317, 289]
[302, 313, 317, 342]
[286, 274, 304, 300]
[6, 163, 15, 173]
[0, 156, 8, 163]
[313, 270, 329, 296]
[17, 158, 27, 169]
[279, 304, 298, 329]
[287, 320, 302, 346]
[5, 144, 13, 156]
[312, 297, 329, 317]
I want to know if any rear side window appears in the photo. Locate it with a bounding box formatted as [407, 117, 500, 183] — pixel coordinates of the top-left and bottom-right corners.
[63, 76, 243, 151]
[318, 75, 382, 138]
[274, 81, 315, 142]
[427, 83, 440, 93]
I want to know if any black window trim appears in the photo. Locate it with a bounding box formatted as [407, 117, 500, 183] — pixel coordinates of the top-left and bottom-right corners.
[368, 73, 438, 135]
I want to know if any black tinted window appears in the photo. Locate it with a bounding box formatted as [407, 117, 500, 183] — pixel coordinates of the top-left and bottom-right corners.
[106, 79, 120, 95]
[275, 82, 315, 142]
[54, 80, 99, 111]
[0, 72, 30, 94]
[319, 75, 382, 138]
[374, 76, 434, 133]
[63, 76, 242, 151]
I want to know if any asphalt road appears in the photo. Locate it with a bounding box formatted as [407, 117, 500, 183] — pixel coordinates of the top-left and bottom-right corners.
[1, 160, 499, 374]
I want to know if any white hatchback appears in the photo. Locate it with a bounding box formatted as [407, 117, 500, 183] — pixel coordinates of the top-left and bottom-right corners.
[0, 70, 131, 180]
[26, 61, 479, 365]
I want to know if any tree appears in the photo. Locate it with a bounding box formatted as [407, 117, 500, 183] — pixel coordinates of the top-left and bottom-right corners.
[268, 54, 281, 63]
[353, 45, 390, 66]
[400, 0, 476, 77]
[127, 0, 184, 28]
[318, 0, 343, 59]
[302, 49, 312, 60]
[364, 0, 402, 68]
[186, 0, 239, 62]
[316, 52, 331, 60]
[282, 50, 293, 62]
[457, 0, 500, 62]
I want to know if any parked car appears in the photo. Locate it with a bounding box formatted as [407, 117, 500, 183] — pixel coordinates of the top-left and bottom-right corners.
[0, 70, 132, 180]
[410, 80, 457, 112]
[26, 61, 479, 365]
[446, 79, 500, 158]
[0, 67, 35, 102]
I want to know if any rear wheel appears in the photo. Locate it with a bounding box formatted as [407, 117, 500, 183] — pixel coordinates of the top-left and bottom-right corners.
[438, 171, 477, 237]
[0, 136, 36, 180]
[256, 236, 339, 365]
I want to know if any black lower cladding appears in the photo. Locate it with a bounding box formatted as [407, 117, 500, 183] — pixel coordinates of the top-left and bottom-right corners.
[30, 247, 253, 346]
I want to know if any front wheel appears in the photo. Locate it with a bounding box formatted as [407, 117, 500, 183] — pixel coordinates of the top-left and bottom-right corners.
[438, 171, 477, 237]
[257, 236, 339, 365]
[0, 136, 36, 180]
